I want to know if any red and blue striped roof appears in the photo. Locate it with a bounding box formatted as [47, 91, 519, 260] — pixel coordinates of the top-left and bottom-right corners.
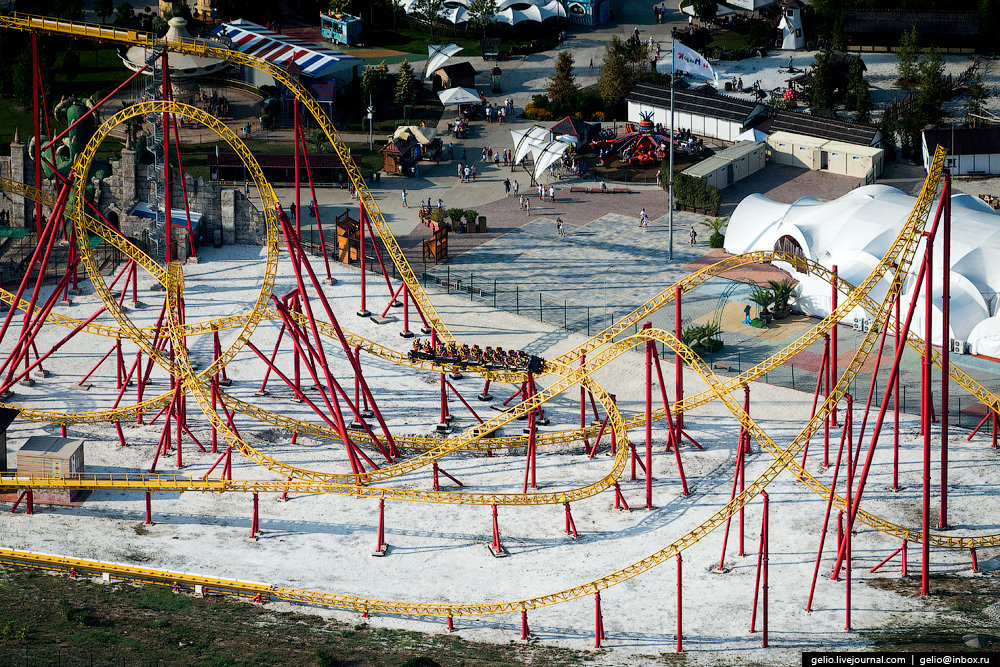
[213, 19, 361, 79]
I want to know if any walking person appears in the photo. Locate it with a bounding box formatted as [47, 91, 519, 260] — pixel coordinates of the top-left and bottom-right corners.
[401, 189, 408, 208]
[538, 184, 544, 200]
[548, 185, 555, 202]
[482, 147, 487, 162]
[494, 153, 500, 168]
[513, 180, 519, 196]
[639, 208, 647, 227]
[519, 194, 525, 210]
[471, 164, 477, 181]
[504, 178, 511, 196]
[557, 218, 565, 237]
[689, 226, 697, 245]
[458, 162, 463, 178]
[525, 199, 530, 216]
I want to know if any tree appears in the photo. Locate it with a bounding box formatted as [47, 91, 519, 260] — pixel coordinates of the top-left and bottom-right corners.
[964, 72, 989, 127]
[845, 56, 872, 124]
[692, 0, 717, 25]
[811, 0, 845, 43]
[93, 0, 115, 23]
[547, 52, 578, 111]
[413, 0, 444, 40]
[598, 37, 633, 111]
[808, 51, 834, 110]
[915, 46, 944, 126]
[394, 59, 419, 107]
[467, 0, 498, 37]
[113, 1, 136, 28]
[896, 27, 919, 86]
[361, 60, 391, 109]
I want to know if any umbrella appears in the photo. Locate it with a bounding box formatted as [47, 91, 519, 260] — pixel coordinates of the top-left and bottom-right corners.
[437, 87, 482, 106]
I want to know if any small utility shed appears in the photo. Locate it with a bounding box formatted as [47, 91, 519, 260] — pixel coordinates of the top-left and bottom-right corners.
[682, 141, 765, 188]
[549, 116, 599, 145]
[432, 62, 477, 91]
[922, 128, 1000, 176]
[380, 133, 421, 175]
[767, 131, 884, 178]
[769, 110, 883, 149]
[627, 83, 765, 143]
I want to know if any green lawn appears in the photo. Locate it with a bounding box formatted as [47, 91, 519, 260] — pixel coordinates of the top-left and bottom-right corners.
[708, 29, 754, 51]
[355, 27, 481, 56]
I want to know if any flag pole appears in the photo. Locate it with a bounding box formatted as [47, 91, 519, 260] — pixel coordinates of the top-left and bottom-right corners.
[668, 39, 675, 261]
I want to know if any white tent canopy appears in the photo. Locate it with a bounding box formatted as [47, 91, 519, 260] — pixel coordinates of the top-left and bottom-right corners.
[530, 141, 569, 181]
[726, 184, 1000, 346]
[437, 87, 482, 106]
[511, 126, 551, 164]
[393, 125, 438, 145]
[401, 0, 565, 25]
[425, 44, 462, 79]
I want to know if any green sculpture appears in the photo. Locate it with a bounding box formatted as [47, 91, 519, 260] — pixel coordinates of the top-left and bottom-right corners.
[29, 96, 113, 202]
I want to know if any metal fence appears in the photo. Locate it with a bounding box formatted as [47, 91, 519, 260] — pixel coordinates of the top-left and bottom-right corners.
[0, 232, 125, 288]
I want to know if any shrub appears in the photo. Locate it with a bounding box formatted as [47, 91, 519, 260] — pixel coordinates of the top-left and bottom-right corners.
[446, 208, 465, 224]
[464, 210, 478, 227]
[430, 208, 445, 223]
[531, 93, 549, 109]
[591, 111, 607, 122]
[674, 173, 721, 214]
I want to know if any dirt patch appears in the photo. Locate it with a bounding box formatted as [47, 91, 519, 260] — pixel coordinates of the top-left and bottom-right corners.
[0, 565, 589, 667]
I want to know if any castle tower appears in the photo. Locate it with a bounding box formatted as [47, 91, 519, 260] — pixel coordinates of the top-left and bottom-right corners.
[120, 133, 137, 206]
[9, 128, 29, 228]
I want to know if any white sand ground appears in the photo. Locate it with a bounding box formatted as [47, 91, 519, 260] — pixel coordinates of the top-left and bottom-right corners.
[0, 245, 996, 666]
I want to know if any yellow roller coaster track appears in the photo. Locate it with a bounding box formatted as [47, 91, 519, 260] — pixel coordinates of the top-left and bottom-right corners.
[0, 12, 992, 620]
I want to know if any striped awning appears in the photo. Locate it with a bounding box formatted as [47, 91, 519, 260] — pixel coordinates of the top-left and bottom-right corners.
[213, 19, 361, 79]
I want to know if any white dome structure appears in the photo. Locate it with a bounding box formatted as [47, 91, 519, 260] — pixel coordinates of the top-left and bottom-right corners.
[726, 185, 1000, 349]
[120, 17, 230, 95]
[400, 0, 567, 25]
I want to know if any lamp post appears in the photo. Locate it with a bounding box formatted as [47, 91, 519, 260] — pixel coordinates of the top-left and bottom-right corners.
[367, 97, 374, 151]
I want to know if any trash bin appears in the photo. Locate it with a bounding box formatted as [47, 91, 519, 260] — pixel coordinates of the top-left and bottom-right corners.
[376, 172, 381, 183]
[477, 216, 487, 233]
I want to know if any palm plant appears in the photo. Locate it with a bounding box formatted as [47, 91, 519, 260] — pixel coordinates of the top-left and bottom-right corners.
[703, 216, 728, 248]
[767, 278, 797, 319]
[749, 286, 775, 320]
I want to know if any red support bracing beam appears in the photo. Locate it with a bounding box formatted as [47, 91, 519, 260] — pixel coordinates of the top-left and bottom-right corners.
[446, 380, 484, 423]
[652, 351, 689, 494]
[806, 393, 851, 610]
[845, 395, 854, 631]
[522, 379, 537, 493]
[295, 119, 333, 281]
[361, 214, 402, 312]
[32, 33, 41, 238]
[718, 431, 747, 572]
[831, 266, 839, 431]
[613, 482, 630, 511]
[357, 202, 370, 317]
[278, 209, 398, 458]
[870, 544, 905, 574]
[563, 502, 578, 537]
[580, 354, 590, 453]
[478, 379, 493, 402]
[675, 285, 684, 431]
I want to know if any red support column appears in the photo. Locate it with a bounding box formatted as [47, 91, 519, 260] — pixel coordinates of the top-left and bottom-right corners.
[845, 395, 853, 631]
[447, 616, 454, 632]
[400, 285, 413, 338]
[490, 504, 505, 556]
[717, 433, 746, 571]
[563, 501, 578, 537]
[940, 170, 951, 529]
[594, 591, 605, 648]
[676, 553, 683, 652]
[902, 540, 908, 577]
[373, 497, 387, 556]
[971, 548, 980, 573]
[922, 230, 933, 596]
[675, 285, 684, 431]
[644, 321, 654, 509]
[478, 379, 493, 401]
[900, 283, 903, 491]
[32, 33, 41, 238]
[751, 492, 770, 646]
[162, 52, 172, 264]
[145, 492, 152, 525]
[26, 489, 33, 515]
[580, 355, 589, 453]
[824, 333, 831, 468]
[613, 482, 630, 511]
[831, 265, 839, 430]
[521, 609, 530, 640]
[522, 387, 537, 492]
[357, 203, 370, 317]
[437, 372, 451, 432]
[250, 493, 260, 539]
